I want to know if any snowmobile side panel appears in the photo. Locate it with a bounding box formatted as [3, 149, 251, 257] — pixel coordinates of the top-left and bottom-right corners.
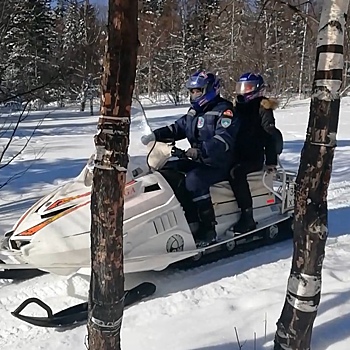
[11, 282, 156, 328]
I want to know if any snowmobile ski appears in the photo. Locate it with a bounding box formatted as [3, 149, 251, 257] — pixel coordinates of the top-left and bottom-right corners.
[0, 259, 47, 280]
[11, 282, 156, 328]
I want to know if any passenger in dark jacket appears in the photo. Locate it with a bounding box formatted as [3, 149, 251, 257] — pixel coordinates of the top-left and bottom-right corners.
[141, 71, 240, 247]
[230, 72, 281, 233]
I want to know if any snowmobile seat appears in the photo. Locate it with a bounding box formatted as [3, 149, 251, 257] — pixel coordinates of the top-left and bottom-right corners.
[210, 170, 273, 205]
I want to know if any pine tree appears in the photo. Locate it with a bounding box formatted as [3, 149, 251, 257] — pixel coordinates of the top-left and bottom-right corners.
[3, 0, 57, 99]
[61, 0, 104, 96]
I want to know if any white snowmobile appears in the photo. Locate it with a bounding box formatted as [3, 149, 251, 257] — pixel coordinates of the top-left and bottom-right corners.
[0, 101, 296, 281]
[1, 100, 296, 328]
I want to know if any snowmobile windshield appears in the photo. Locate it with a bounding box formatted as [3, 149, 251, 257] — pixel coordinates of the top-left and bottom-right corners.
[129, 98, 152, 156]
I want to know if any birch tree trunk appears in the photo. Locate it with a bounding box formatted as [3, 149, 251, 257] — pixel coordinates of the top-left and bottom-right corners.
[274, 0, 349, 349]
[87, 0, 138, 348]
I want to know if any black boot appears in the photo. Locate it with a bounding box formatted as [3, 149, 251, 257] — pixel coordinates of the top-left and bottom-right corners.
[233, 207, 256, 234]
[188, 222, 200, 236]
[195, 199, 217, 247]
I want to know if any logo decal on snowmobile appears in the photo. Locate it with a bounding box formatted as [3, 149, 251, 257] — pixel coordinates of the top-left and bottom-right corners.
[166, 234, 184, 253]
[221, 117, 232, 128]
[197, 117, 205, 128]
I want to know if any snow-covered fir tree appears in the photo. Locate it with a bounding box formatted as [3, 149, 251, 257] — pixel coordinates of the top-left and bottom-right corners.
[0, 0, 323, 103]
[2, 0, 57, 99]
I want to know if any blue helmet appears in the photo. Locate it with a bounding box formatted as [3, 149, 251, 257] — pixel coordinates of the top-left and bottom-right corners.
[185, 71, 220, 111]
[236, 72, 266, 103]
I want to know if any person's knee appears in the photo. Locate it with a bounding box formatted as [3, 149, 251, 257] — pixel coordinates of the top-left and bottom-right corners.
[186, 168, 212, 195]
[185, 171, 200, 193]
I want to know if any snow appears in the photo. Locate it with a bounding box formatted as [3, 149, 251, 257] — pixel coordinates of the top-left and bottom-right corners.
[1, 97, 350, 349]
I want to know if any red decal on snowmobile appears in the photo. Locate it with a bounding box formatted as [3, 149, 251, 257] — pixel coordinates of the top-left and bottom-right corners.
[44, 181, 136, 212]
[45, 192, 91, 211]
[18, 201, 90, 236]
[17, 180, 137, 236]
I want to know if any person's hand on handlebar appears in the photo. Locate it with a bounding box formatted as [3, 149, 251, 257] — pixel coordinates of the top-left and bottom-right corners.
[171, 146, 186, 159]
[141, 133, 155, 145]
[185, 148, 200, 160]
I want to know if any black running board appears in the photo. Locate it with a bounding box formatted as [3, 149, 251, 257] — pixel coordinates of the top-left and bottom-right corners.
[173, 215, 293, 269]
[0, 260, 47, 280]
[11, 282, 156, 328]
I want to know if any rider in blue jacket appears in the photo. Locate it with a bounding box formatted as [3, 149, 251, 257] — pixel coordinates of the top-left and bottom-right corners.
[141, 71, 240, 247]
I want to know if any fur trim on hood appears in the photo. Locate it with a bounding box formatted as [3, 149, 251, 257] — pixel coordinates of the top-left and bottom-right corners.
[260, 98, 279, 110]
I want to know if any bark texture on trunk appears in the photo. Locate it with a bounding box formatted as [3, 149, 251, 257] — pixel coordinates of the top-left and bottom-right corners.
[274, 1, 349, 349]
[87, 0, 138, 348]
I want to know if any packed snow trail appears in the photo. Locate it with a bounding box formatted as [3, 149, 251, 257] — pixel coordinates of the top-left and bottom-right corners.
[1, 100, 350, 349]
[1, 233, 350, 349]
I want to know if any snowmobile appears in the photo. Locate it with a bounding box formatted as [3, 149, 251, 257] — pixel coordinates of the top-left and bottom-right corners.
[0, 100, 296, 328]
[0, 100, 296, 282]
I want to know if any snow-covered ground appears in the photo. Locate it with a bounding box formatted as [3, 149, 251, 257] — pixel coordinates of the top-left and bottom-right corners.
[0, 97, 350, 349]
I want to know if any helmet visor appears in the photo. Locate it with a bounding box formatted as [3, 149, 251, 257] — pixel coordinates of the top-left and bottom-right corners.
[236, 81, 259, 95]
[186, 75, 207, 90]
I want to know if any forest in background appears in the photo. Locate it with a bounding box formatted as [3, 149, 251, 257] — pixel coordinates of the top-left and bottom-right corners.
[1, 0, 349, 105]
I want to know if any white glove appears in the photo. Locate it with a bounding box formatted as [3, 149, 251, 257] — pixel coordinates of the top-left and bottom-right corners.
[185, 148, 200, 160]
[141, 132, 155, 145]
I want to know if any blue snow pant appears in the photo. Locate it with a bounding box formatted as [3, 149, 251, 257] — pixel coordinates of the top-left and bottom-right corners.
[160, 159, 230, 225]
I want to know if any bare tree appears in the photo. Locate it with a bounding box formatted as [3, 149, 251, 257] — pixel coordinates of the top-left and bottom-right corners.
[0, 105, 44, 190]
[274, 0, 349, 348]
[87, 0, 138, 349]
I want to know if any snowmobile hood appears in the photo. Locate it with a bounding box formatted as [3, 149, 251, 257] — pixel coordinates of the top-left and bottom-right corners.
[10, 164, 147, 240]
[10, 173, 91, 240]
[10, 100, 153, 241]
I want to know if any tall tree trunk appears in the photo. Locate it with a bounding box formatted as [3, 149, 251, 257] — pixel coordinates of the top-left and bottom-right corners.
[87, 0, 138, 348]
[274, 0, 349, 349]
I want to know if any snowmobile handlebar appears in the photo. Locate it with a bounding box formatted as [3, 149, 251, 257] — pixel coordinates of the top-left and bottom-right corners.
[171, 146, 187, 159]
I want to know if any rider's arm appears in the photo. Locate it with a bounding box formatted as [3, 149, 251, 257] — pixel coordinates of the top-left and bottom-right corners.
[260, 106, 278, 166]
[260, 106, 276, 135]
[153, 115, 187, 142]
[200, 110, 240, 167]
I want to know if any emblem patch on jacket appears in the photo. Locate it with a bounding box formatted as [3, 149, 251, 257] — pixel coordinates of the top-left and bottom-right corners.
[221, 117, 232, 128]
[197, 116, 205, 128]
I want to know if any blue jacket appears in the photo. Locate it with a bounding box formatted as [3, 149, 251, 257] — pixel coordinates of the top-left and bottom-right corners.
[153, 97, 240, 168]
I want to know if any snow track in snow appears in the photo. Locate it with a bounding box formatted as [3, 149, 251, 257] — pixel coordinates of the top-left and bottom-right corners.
[329, 181, 350, 209]
[0, 240, 292, 349]
[0, 225, 349, 349]
[0, 274, 80, 348]
[1, 101, 350, 349]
